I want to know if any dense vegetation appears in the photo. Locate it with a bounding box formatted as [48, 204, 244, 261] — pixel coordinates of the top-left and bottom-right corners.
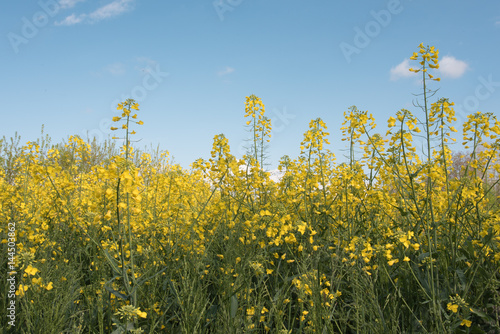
[1, 44, 499, 333]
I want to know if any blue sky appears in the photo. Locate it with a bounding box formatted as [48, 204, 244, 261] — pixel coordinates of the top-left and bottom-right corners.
[1, 0, 500, 169]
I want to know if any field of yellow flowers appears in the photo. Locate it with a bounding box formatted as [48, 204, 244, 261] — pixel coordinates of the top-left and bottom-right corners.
[1, 45, 500, 333]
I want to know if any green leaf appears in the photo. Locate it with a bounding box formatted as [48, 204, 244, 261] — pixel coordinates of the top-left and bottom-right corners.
[103, 249, 122, 276]
[230, 294, 238, 319]
[455, 268, 466, 287]
[470, 307, 491, 321]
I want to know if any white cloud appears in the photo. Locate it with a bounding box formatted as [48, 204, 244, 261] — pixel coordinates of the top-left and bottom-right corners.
[438, 56, 468, 78]
[58, 0, 85, 9]
[88, 0, 134, 23]
[390, 59, 416, 81]
[55, 13, 86, 26]
[217, 66, 235, 76]
[390, 56, 468, 81]
[55, 0, 134, 26]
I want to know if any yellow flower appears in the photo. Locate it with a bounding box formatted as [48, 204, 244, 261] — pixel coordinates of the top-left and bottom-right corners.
[460, 319, 472, 327]
[25, 265, 39, 276]
[447, 303, 459, 313]
[399, 235, 410, 248]
[137, 308, 147, 318]
[32, 277, 42, 285]
[297, 223, 307, 235]
[44, 282, 54, 291]
[388, 259, 397, 266]
[387, 116, 396, 127]
[259, 209, 272, 216]
[16, 284, 29, 297]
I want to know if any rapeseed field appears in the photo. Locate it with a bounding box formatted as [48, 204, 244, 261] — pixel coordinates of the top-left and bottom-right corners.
[1, 44, 499, 333]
